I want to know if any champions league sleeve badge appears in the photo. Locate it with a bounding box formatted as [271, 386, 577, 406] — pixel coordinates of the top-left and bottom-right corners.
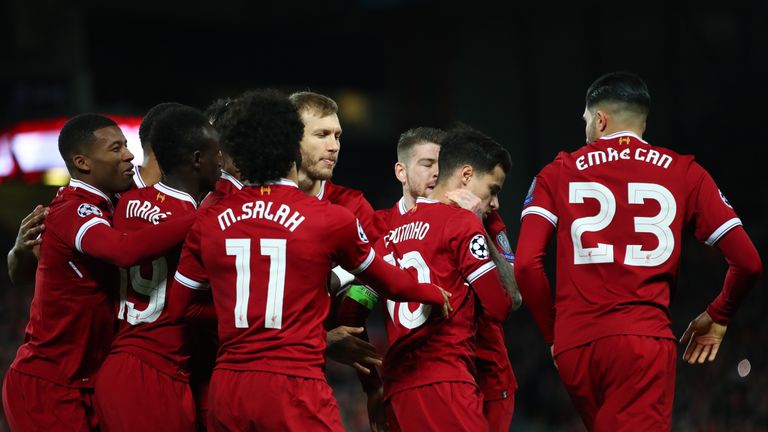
[523, 178, 536, 207]
[719, 189, 733, 208]
[77, 203, 103, 218]
[356, 219, 369, 243]
[469, 234, 489, 260]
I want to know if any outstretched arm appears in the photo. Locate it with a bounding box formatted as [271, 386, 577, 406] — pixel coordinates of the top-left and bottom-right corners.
[680, 226, 762, 364]
[80, 214, 195, 268]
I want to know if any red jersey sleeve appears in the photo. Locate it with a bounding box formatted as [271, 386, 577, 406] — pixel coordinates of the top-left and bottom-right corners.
[174, 218, 210, 291]
[520, 157, 562, 227]
[485, 210, 515, 263]
[328, 209, 376, 276]
[446, 210, 511, 322]
[685, 162, 742, 246]
[61, 202, 112, 254]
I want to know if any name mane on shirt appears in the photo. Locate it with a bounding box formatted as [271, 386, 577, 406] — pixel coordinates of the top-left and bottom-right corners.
[217, 201, 305, 232]
[576, 146, 673, 171]
[384, 221, 430, 247]
[125, 200, 171, 225]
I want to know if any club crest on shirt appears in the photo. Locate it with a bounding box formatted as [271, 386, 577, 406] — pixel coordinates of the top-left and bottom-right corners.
[719, 189, 733, 208]
[496, 232, 512, 253]
[469, 234, 489, 260]
[523, 178, 536, 207]
[357, 219, 369, 243]
[77, 203, 103, 218]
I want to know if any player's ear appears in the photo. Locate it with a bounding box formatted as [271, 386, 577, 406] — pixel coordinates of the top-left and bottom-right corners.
[192, 150, 202, 169]
[71, 154, 91, 173]
[596, 110, 609, 133]
[395, 162, 407, 184]
[460, 165, 473, 186]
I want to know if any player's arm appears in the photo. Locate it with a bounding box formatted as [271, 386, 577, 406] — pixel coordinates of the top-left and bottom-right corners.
[681, 226, 762, 364]
[486, 235, 522, 310]
[514, 214, 556, 345]
[166, 221, 215, 325]
[79, 213, 196, 268]
[353, 255, 451, 315]
[7, 205, 47, 287]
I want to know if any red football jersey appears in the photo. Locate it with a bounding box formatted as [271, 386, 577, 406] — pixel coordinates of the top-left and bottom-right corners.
[11, 179, 118, 388]
[475, 210, 517, 400]
[522, 131, 742, 355]
[109, 183, 198, 381]
[174, 180, 375, 380]
[201, 170, 243, 209]
[379, 197, 508, 399]
[316, 180, 387, 243]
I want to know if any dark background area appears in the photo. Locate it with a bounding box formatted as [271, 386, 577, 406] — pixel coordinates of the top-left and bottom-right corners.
[1, 1, 766, 430]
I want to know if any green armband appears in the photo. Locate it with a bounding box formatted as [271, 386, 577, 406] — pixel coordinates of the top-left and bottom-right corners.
[346, 284, 379, 310]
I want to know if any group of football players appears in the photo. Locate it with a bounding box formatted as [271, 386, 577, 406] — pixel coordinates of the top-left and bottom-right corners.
[2, 72, 761, 432]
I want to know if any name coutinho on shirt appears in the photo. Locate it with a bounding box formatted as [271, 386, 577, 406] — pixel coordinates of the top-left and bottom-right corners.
[384, 221, 431, 247]
[217, 201, 306, 232]
[576, 146, 674, 171]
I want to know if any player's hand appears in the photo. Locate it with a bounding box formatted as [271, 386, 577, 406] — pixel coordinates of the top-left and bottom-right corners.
[326, 326, 382, 375]
[680, 311, 727, 364]
[366, 387, 389, 432]
[436, 286, 453, 318]
[445, 189, 483, 219]
[14, 205, 48, 257]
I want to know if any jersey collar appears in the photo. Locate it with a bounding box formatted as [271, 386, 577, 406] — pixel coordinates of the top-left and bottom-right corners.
[133, 165, 147, 188]
[69, 179, 114, 210]
[314, 180, 327, 200]
[398, 196, 408, 215]
[220, 170, 243, 190]
[599, 131, 648, 144]
[244, 178, 299, 189]
[154, 183, 198, 208]
[415, 197, 440, 205]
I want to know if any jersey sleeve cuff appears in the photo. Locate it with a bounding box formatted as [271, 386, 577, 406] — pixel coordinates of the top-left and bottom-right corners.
[466, 261, 497, 284]
[521, 206, 558, 227]
[348, 248, 375, 275]
[704, 218, 742, 247]
[706, 303, 730, 325]
[174, 271, 210, 290]
[75, 217, 111, 253]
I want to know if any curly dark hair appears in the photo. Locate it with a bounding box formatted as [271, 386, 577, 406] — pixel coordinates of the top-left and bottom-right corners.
[204, 97, 234, 128]
[216, 89, 304, 184]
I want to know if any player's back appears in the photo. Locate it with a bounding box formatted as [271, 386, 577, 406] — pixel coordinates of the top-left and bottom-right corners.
[380, 197, 497, 399]
[12, 181, 118, 387]
[524, 131, 741, 354]
[192, 181, 372, 380]
[110, 183, 198, 380]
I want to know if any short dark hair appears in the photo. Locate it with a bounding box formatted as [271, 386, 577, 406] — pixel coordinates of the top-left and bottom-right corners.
[139, 102, 184, 153]
[396, 127, 446, 163]
[204, 97, 234, 128]
[585, 72, 650, 116]
[289, 91, 338, 117]
[437, 126, 512, 183]
[58, 113, 118, 170]
[217, 89, 304, 184]
[150, 105, 216, 175]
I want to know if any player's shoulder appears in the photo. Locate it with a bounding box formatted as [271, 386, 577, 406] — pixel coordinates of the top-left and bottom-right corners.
[322, 180, 370, 206]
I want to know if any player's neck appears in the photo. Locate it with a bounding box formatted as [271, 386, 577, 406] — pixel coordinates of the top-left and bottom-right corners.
[600, 125, 644, 140]
[401, 191, 417, 211]
[139, 154, 162, 186]
[429, 184, 454, 205]
[69, 174, 110, 196]
[298, 170, 323, 197]
[161, 173, 201, 202]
